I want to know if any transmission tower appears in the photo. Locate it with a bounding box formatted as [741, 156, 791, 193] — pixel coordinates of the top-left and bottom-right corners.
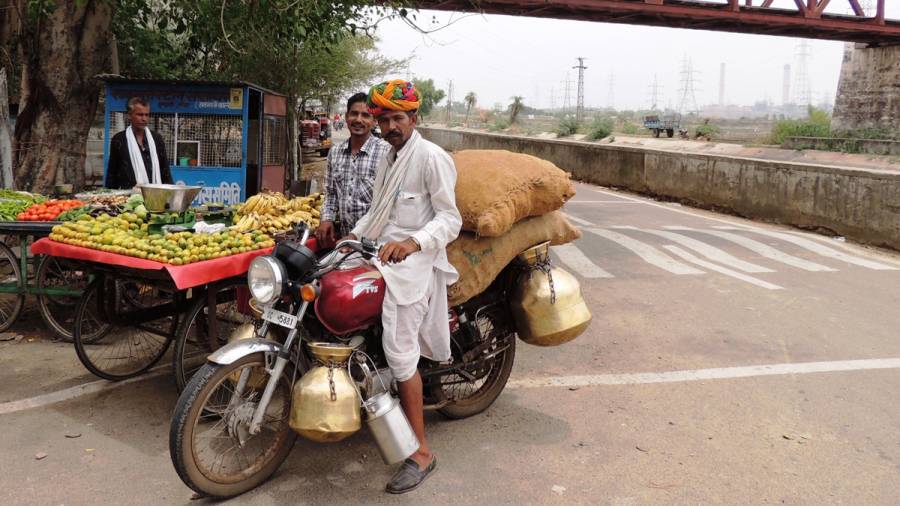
[572, 57, 587, 123]
[676, 56, 700, 115]
[549, 86, 556, 111]
[607, 72, 615, 111]
[648, 74, 661, 111]
[793, 41, 812, 106]
[562, 72, 572, 114]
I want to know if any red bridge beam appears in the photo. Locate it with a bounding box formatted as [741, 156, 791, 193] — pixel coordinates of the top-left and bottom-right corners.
[414, 0, 900, 45]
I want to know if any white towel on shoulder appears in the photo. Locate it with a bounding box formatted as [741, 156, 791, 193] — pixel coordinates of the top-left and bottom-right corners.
[125, 126, 161, 185]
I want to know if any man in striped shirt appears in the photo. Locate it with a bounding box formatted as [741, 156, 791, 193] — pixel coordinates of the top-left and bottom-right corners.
[316, 93, 391, 247]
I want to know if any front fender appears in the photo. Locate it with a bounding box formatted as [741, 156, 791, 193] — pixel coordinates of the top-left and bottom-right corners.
[208, 338, 282, 366]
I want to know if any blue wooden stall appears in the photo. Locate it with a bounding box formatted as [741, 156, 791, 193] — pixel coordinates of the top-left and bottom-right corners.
[101, 77, 288, 206]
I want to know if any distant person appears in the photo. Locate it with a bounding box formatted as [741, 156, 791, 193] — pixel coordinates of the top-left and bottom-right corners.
[316, 92, 390, 248]
[106, 97, 172, 189]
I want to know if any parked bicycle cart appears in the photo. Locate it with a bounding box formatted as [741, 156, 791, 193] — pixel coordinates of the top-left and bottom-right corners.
[31, 237, 272, 385]
[0, 221, 89, 341]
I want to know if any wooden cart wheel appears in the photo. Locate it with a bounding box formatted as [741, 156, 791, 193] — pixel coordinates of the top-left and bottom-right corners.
[172, 279, 252, 392]
[73, 278, 178, 381]
[36, 256, 109, 342]
[0, 242, 25, 333]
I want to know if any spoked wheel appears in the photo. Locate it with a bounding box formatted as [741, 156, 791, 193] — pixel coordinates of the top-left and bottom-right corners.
[170, 353, 296, 499]
[436, 307, 516, 419]
[0, 242, 24, 332]
[173, 280, 254, 392]
[73, 279, 178, 380]
[36, 256, 101, 342]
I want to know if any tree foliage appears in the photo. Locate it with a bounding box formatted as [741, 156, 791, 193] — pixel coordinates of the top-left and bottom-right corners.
[412, 78, 445, 117]
[509, 96, 524, 124]
[464, 91, 476, 126]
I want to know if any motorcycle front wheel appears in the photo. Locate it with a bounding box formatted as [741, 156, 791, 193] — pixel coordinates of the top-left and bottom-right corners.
[169, 353, 296, 499]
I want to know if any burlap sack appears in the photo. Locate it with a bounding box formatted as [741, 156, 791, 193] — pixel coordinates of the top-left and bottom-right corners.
[447, 211, 582, 306]
[453, 150, 576, 237]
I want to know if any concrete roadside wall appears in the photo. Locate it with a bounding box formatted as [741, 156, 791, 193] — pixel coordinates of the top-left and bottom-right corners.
[783, 136, 900, 157]
[420, 127, 900, 251]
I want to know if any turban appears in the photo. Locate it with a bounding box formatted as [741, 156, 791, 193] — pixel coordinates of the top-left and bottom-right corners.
[367, 80, 420, 116]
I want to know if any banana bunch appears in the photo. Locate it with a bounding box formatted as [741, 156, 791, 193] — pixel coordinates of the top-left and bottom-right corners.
[233, 191, 324, 235]
[232, 211, 320, 234]
[237, 191, 289, 216]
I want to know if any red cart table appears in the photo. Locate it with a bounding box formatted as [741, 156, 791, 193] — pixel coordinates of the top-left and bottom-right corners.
[32, 238, 273, 385]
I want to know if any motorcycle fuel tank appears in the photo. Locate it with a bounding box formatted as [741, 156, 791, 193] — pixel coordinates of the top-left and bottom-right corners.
[315, 265, 386, 335]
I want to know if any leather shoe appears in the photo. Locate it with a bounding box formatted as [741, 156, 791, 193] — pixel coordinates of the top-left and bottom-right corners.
[385, 456, 437, 494]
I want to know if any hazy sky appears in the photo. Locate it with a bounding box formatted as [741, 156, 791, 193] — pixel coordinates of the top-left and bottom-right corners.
[375, 2, 899, 111]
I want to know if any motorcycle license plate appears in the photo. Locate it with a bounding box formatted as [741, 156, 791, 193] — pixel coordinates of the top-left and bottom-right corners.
[262, 307, 298, 329]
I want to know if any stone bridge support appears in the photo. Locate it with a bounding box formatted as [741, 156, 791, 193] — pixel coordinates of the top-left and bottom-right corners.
[833, 44, 900, 132]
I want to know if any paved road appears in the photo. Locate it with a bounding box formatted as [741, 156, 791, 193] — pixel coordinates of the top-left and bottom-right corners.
[1, 182, 899, 504]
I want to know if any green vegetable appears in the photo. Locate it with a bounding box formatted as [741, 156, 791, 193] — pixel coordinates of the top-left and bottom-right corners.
[57, 207, 90, 222]
[0, 200, 30, 221]
[125, 194, 144, 210]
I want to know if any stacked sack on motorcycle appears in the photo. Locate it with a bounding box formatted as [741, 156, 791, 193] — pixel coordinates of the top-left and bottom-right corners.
[448, 150, 591, 345]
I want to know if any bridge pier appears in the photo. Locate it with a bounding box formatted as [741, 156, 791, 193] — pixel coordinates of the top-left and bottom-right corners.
[833, 43, 900, 132]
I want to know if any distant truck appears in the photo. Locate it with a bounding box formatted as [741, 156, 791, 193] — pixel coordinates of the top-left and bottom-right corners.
[643, 114, 681, 138]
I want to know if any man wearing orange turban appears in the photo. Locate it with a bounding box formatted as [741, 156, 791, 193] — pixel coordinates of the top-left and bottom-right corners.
[349, 79, 461, 494]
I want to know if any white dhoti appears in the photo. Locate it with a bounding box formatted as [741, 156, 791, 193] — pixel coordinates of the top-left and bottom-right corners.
[380, 269, 451, 382]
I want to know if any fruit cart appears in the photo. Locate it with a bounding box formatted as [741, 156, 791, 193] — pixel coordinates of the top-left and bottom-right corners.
[0, 220, 92, 341]
[31, 237, 272, 385]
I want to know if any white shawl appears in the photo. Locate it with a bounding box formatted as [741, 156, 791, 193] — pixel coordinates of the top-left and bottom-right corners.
[355, 130, 424, 240]
[125, 126, 161, 185]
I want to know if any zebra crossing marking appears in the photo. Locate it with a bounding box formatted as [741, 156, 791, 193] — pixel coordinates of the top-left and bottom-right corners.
[611, 226, 773, 274]
[586, 228, 704, 275]
[663, 226, 836, 272]
[552, 243, 614, 278]
[714, 226, 898, 271]
[664, 245, 784, 290]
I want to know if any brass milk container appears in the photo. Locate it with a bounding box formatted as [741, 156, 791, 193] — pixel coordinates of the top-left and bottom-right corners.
[289, 342, 362, 442]
[510, 241, 592, 346]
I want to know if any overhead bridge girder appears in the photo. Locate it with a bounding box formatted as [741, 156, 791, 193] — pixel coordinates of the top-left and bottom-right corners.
[415, 0, 899, 45]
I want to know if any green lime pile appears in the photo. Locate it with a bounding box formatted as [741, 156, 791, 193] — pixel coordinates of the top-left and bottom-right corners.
[49, 213, 274, 265]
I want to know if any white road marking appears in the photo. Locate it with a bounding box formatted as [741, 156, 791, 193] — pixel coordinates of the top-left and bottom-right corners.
[714, 226, 898, 271]
[664, 245, 784, 290]
[586, 228, 704, 275]
[664, 226, 836, 272]
[783, 230, 900, 268]
[0, 368, 169, 415]
[562, 212, 595, 227]
[552, 244, 614, 278]
[587, 186, 764, 227]
[566, 200, 647, 204]
[614, 226, 773, 273]
[507, 357, 900, 389]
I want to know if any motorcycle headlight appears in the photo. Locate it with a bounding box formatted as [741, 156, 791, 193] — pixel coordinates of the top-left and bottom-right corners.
[248, 256, 285, 304]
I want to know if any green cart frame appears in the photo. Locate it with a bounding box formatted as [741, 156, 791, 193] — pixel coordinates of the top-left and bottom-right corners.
[0, 221, 86, 341]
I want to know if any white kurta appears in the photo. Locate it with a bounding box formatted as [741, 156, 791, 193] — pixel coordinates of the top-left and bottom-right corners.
[351, 131, 462, 380]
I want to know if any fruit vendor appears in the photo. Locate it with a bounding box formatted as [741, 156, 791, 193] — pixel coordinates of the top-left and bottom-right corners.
[347, 80, 461, 494]
[106, 97, 173, 189]
[316, 93, 390, 248]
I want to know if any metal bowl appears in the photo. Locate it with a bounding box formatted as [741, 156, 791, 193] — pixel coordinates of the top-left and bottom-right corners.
[138, 184, 202, 213]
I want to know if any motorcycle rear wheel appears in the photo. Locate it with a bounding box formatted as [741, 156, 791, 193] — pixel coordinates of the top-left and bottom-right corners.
[438, 334, 516, 420]
[169, 353, 296, 499]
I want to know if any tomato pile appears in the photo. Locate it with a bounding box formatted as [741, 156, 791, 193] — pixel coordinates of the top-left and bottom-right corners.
[17, 200, 85, 221]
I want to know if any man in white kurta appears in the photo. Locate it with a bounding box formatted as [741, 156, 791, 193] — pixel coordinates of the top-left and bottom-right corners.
[347, 80, 461, 494]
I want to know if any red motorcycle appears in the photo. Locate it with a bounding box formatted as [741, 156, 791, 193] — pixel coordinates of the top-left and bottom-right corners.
[169, 228, 517, 498]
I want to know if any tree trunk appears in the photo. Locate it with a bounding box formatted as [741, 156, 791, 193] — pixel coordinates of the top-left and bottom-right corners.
[12, 0, 114, 194]
[0, 68, 14, 188]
